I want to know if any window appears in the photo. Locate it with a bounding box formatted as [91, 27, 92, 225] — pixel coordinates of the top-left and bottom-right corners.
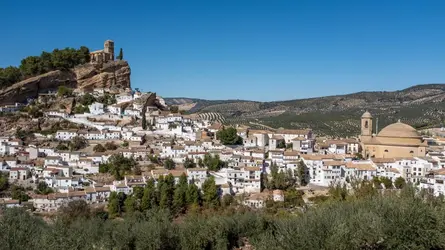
[364, 121, 369, 128]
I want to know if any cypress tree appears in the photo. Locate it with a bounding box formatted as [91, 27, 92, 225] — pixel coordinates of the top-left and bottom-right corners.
[173, 174, 188, 214]
[141, 179, 157, 211]
[186, 182, 200, 206]
[117, 48, 123, 60]
[202, 176, 220, 208]
[159, 174, 175, 210]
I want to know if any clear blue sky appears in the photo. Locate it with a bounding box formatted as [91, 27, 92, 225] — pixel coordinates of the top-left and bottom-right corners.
[1, 0, 445, 101]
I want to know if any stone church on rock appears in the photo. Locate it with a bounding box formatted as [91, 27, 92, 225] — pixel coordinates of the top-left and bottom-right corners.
[90, 40, 114, 64]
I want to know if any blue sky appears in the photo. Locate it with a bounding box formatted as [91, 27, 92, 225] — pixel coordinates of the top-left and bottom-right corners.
[1, 0, 445, 101]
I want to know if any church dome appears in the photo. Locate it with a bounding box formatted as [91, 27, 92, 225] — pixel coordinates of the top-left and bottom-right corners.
[361, 111, 372, 118]
[377, 120, 420, 138]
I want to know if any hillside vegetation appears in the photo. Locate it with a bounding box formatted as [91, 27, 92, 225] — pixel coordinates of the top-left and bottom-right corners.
[0, 47, 90, 89]
[3, 186, 445, 249]
[166, 84, 445, 136]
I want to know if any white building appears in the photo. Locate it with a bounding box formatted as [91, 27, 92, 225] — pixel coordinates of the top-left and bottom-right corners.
[116, 93, 133, 104]
[88, 102, 105, 115]
[55, 130, 78, 141]
[9, 167, 29, 180]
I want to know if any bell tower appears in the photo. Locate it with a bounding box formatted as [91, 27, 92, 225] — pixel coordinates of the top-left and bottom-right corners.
[104, 40, 115, 61]
[361, 111, 373, 137]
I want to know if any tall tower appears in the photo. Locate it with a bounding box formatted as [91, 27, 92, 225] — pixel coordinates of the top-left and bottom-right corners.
[361, 111, 373, 136]
[104, 40, 115, 61]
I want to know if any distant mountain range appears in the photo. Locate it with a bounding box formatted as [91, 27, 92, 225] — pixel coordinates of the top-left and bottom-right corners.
[165, 84, 445, 137]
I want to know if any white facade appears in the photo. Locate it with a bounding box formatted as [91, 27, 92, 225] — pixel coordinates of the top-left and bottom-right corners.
[55, 130, 78, 141]
[88, 102, 104, 115]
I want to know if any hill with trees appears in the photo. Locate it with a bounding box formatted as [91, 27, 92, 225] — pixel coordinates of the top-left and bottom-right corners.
[165, 84, 445, 136]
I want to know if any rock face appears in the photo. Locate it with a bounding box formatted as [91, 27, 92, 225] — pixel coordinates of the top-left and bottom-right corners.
[0, 70, 76, 105]
[74, 60, 131, 91]
[0, 60, 131, 105]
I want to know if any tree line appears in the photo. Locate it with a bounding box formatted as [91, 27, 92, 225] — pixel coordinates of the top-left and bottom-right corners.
[3, 184, 445, 249]
[107, 174, 228, 218]
[0, 46, 90, 89]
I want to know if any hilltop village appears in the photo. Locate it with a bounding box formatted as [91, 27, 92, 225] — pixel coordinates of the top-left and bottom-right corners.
[1, 42, 445, 213]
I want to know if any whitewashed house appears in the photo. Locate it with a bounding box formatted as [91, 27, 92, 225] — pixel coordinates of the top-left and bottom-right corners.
[88, 102, 105, 115]
[56, 130, 78, 141]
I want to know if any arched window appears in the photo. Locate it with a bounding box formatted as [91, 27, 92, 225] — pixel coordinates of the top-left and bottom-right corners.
[384, 149, 388, 153]
[364, 121, 369, 128]
[409, 150, 414, 154]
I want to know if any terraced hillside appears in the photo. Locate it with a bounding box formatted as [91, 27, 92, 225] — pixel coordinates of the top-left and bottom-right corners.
[165, 84, 445, 137]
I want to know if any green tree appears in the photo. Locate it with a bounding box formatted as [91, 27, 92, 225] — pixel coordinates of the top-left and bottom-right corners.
[169, 105, 179, 113]
[0, 66, 21, 88]
[117, 48, 123, 60]
[142, 114, 147, 130]
[93, 144, 106, 152]
[197, 158, 204, 167]
[203, 153, 226, 171]
[276, 140, 286, 149]
[394, 177, 406, 189]
[58, 200, 90, 224]
[56, 143, 69, 151]
[284, 189, 304, 207]
[351, 179, 377, 198]
[79, 93, 96, 106]
[73, 105, 89, 114]
[108, 192, 126, 217]
[148, 154, 159, 164]
[202, 176, 220, 208]
[186, 182, 200, 206]
[354, 152, 364, 160]
[297, 160, 308, 186]
[34, 181, 54, 195]
[216, 127, 242, 145]
[221, 194, 234, 207]
[105, 154, 139, 180]
[267, 162, 296, 190]
[372, 176, 382, 189]
[27, 106, 43, 118]
[124, 195, 138, 214]
[57, 86, 73, 97]
[173, 174, 188, 214]
[159, 174, 175, 210]
[0, 172, 10, 191]
[0, 46, 90, 89]
[11, 185, 29, 202]
[329, 182, 348, 201]
[69, 136, 88, 151]
[104, 142, 118, 150]
[183, 157, 196, 169]
[380, 177, 393, 189]
[141, 179, 158, 211]
[163, 158, 176, 170]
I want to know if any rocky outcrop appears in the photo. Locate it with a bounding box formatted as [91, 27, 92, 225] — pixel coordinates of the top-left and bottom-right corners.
[74, 60, 131, 91]
[0, 70, 76, 105]
[0, 60, 131, 105]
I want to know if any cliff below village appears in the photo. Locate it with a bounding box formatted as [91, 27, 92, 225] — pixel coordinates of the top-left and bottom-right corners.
[0, 60, 131, 105]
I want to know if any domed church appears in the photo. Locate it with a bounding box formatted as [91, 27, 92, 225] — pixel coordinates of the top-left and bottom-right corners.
[359, 111, 427, 158]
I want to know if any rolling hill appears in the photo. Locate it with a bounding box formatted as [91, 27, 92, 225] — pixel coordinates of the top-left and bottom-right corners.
[165, 84, 445, 137]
